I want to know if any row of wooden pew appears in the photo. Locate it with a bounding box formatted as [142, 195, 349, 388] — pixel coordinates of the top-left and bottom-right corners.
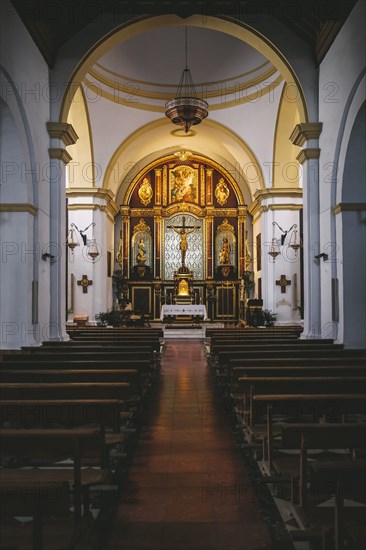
[207, 327, 366, 550]
[0, 327, 164, 550]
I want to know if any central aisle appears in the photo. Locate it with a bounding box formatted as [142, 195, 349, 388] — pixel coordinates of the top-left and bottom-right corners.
[107, 339, 274, 550]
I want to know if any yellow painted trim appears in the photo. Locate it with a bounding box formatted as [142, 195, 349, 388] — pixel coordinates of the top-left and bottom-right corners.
[49, 148, 72, 164]
[272, 83, 302, 188]
[82, 74, 282, 111]
[296, 148, 320, 164]
[87, 64, 278, 102]
[80, 85, 96, 187]
[0, 203, 38, 215]
[333, 203, 366, 214]
[60, 14, 308, 123]
[95, 59, 272, 87]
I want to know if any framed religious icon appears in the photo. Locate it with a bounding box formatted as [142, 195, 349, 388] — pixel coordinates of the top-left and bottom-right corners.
[215, 219, 236, 278]
[169, 165, 199, 204]
[131, 219, 152, 278]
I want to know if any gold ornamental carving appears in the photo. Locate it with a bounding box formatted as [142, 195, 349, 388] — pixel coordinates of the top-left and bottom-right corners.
[133, 218, 151, 234]
[174, 150, 193, 162]
[215, 178, 230, 206]
[138, 177, 153, 205]
[216, 218, 235, 235]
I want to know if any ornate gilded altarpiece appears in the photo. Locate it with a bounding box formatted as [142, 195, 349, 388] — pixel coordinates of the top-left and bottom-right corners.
[117, 151, 248, 321]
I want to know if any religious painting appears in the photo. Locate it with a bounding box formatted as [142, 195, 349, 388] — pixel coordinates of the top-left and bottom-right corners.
[138, 177, 153, 205]
[169, 165, 199, 204]
[214, 178, 230, 206]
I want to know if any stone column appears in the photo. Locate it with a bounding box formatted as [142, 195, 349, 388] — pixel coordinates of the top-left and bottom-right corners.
[46, 122, 78, 340]
[290, 123, 322, 338]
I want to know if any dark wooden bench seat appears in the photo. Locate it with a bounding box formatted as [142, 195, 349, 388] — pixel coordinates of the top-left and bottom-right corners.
[0, 358, 152, 373]
[216, 348, 366, 368]
[0, 382, 133, 402]
[27, 338, 163, 353]
[1, 349, 155, 364]
[0, 428, 113, 521]
[0, 399, 127, 432]
[0, 479, 71, 550]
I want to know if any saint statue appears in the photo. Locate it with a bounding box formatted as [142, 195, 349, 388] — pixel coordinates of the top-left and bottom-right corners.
[219, 237, 231, 265]
[136, 238, 147, 265]
[245, 231, 252, 270]
[116, 229, 123, 268]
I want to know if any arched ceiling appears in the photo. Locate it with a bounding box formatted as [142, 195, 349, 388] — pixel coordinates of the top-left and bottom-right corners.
[12, 0, 357, 68]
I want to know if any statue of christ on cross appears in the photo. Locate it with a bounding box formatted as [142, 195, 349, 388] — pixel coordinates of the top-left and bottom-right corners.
[168, 216, 200, 269]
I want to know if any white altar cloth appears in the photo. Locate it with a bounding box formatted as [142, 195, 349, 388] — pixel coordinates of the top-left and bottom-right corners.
[160, 304, 207, 320]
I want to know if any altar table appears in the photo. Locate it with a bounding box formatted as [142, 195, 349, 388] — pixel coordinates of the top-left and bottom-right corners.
[160, 304, 207, 321]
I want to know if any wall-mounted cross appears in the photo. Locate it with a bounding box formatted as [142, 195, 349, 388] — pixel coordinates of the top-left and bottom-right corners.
[276, 274, 291, 293]
[77, 274, 93, 293]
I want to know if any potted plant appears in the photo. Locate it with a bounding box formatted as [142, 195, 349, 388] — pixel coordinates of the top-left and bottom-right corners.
[262, 309, 277, 327]
[95, 310, 123, 327]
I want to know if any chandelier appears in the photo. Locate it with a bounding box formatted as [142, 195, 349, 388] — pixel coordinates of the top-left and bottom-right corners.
[165, 27, 208, 133]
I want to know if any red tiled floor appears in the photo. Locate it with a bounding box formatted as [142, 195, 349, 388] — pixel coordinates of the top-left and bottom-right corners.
[106, 339, 274, 550]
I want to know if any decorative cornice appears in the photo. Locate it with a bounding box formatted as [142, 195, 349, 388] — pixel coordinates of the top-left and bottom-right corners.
[253, 188, 303, 201]
[290, 123, 323, 146]
[66, 187, 115, 200]
[250, 188, 303, 218]
[46, 122, 79, 145]
[0, 203, 38, 215]
[49, 148, 72, 164]
[296, 148, 320, 164]
[333, 203, 366, 215]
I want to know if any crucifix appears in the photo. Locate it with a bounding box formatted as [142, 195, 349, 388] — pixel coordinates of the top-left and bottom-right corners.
[167, 216, 200, 269]
[77, 274, 93, 294]
[276, 274, 291, 293]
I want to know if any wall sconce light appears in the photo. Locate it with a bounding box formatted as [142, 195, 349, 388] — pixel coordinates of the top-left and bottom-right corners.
[66, 222, 100, 261]
[268, 222, 301, 260]
[314, 253, 328, 262]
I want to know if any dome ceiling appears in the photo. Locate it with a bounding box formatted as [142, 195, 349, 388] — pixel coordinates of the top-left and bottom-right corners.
[85, 26, 281, 110]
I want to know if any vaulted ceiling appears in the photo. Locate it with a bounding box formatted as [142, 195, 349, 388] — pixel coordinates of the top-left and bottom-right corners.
[12, 0, 357, 68]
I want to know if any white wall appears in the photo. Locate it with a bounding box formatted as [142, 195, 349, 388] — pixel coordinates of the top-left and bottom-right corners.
[319, 0, 366, 343]
[0, 3, 51, 348]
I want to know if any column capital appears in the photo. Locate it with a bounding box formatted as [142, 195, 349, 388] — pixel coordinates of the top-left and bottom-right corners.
[296, 148, 320, 164]
[48, 148, 72, 164]
[290, 123, 323, 146]
[46, 122, 79, 145]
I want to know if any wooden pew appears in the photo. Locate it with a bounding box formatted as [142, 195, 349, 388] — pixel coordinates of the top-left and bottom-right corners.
[0, 479, 71, 550]
[250, 394, 366, 473]
[262, 423, 366, 550]
[0, 428, 111, 520]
